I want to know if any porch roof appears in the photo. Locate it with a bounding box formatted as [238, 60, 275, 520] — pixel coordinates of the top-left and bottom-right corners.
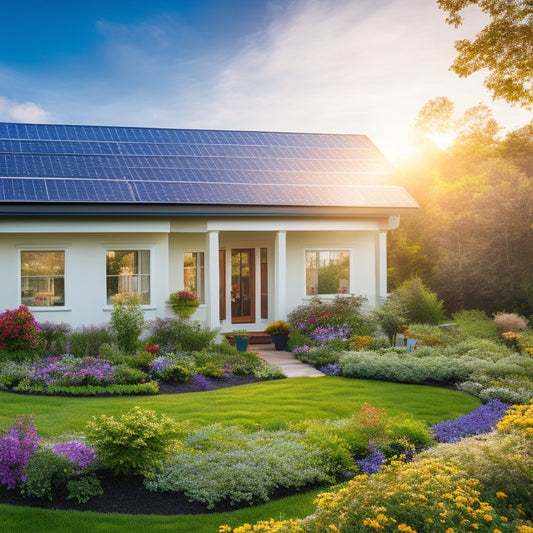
[0, 122, 418, 215]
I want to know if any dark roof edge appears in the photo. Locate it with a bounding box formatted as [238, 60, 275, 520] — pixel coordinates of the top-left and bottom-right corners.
[0, 203, 418, 217]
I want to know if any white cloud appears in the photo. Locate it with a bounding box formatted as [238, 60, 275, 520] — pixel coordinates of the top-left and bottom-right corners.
[0, 97, 50, 123]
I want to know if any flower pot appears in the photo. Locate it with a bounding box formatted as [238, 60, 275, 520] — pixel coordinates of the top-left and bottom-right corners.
[235, 336, 250, 352]
[270, 334, 288, 351]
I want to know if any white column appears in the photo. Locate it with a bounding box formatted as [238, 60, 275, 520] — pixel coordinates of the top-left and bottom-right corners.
[378, 231, 388, 304]
[206, 230, 220, 327]
[275, 230, 287, 320]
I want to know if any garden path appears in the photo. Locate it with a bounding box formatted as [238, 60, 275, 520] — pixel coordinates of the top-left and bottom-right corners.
[253, 344, 324, 377]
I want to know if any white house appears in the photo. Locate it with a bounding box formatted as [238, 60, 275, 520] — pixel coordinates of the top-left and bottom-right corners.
[0, 122, 418, 331]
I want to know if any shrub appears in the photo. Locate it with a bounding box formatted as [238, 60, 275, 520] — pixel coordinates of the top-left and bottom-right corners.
[453, 309, 500, 341]
[0, 414, 40, 489]
[22, 449, 72, 500]
[423, 431, 533, 517]
[0, 306, 40, 359]
[85, 406, 182, 477]
[112, 364, 147, 385]
[404, 323, 448, 346]
[493, 312, 528, 333]
[146, 427, 330, 508]
[68, 326, 115, 358]
[389, 277, 447, 325]
[292, 345, 340, 369]
[109, 293, 145, 355]
[36, 322, 69, 356]
[146, 317, 218, 353]
[149, 354, 195, 382]
[196, 361, 224, 378]
[288, 295, 372, 338]
[372, 299, 407, 346]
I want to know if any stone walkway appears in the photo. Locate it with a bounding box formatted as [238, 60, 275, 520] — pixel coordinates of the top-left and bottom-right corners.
[252, 344, 324, 378]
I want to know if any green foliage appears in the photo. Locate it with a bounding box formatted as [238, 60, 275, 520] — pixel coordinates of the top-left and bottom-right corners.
[36, 322, 69, 356]
[111, 364, 148, 385]
[85, 406, 182, 477]
[390, 277, 447, 324]
[146, 425, 332, 509]
[109, 293, 145, 355]
[292, 345, 340, 369]
[22, 449, 71, 501]
[67, 326, 115, 358]
[66, 473, 104, 504]
[372, 299, 406, 346]
[146, 317, 218, 353]
[196, 361, 225, 379]
[12, 381, 159, 396]
[437, 0, 533, 108]
[453, 309, 500, 341]
[168, 290, 199, 319]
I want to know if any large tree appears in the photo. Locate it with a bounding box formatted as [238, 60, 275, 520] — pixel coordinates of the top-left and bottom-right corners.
[437, 0, 533, 108]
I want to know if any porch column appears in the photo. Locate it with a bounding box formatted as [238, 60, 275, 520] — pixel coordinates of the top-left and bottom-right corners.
[207, 230, 220, 327]
[378, 231, 388, 305]
[274, 230, 287, 320]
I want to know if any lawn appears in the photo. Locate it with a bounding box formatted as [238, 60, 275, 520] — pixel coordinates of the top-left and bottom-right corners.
[0, 377, 479, 533]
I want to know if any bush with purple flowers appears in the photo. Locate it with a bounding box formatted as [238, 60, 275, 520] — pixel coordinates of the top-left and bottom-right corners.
[28, 355, 115, 386]
[51, 440, 97, 468]
[320, 363, 341, 376]
[430, 398, 510, 443]
[356, 441, 385, 474]
[0, 414, 40, 489]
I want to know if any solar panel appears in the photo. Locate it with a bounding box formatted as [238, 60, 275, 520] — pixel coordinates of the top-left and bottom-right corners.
[0, 121, 416, 209]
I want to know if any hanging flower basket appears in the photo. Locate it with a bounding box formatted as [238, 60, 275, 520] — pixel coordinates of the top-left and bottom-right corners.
[168, 291, 199, 319]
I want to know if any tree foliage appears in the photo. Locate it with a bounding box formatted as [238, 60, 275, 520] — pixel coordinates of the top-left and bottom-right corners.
[389, 100, 533, 319]
[437, 0, 533, 108]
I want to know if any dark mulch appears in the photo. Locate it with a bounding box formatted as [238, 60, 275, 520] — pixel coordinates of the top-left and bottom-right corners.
[0, 374, 268, 515]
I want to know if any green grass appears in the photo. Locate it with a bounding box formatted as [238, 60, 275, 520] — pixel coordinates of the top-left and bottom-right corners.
[0, 377, 480, 532]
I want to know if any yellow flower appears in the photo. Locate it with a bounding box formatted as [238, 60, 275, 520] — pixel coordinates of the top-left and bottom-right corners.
[495, 491, 507, 499]
[219, 527, 232, 533]
[483, 514, 493, 522]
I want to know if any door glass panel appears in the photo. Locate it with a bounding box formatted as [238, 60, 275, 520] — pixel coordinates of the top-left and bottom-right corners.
[231, 249, 255, 323]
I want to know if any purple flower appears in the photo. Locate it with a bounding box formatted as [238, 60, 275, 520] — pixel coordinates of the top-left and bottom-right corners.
[310, 324, 353, 344]
[357, 442, 385, 475]
[0, 415, 40, 489]
[431, 399, 510, 443]
[191, 374, 216, 391]
[320, 363, 341, 376]
[51, 440, 97, 467]
[292, 345, 310, 355]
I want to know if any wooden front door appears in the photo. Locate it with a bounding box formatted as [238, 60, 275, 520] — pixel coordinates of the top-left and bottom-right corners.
[231, 248, 255, 323]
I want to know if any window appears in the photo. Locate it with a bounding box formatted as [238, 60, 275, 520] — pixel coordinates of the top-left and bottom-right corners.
[20, 251, 65, 307]
[106, 250, 150, 304]
[183, 252, 205, 304]
[305, 250, 350, 295]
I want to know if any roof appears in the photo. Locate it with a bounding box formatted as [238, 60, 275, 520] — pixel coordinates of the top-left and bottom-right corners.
[0, 122, 418, 215]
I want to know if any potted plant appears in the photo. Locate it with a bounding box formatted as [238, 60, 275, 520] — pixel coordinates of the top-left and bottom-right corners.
[264, 321, 291, 351]
[168, 291, 199, 319]
[229, 329, 251, 352]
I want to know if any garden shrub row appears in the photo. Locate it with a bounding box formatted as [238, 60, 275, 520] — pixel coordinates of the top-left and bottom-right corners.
[221, 400, 533, 533]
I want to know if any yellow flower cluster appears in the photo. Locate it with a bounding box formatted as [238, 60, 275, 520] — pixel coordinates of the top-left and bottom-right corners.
[496, 399, 533, 438]
[219, 519, 304, 533]
[303, 459, 512, 532]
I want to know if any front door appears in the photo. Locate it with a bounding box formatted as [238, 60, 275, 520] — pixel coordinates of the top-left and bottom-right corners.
[231, 248, 255, 323]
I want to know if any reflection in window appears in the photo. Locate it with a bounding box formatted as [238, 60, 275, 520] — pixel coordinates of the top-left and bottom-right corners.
[305, 250, 350, 295]
[21, 251, 65, 307]
[106, 250, 150, 304]
[184, 252, 205, 304]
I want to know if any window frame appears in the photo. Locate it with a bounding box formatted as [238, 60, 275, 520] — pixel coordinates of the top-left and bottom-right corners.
[105, 248, 153, 306]
[19, 247, 68, 309]
[183, 251, 205, 304]
[304, 249, 351, 296]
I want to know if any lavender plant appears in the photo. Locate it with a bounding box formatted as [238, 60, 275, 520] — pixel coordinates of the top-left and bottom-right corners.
[0, 415, 40, 489]
[51, 440, 97, 468]
[430, 399, 510, 443]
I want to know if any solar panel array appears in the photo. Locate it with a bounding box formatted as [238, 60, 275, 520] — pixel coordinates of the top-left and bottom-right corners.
[0, 122, 414, 208]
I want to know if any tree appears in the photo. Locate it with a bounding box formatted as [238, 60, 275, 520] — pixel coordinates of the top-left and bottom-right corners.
[437, 0, 533, 108]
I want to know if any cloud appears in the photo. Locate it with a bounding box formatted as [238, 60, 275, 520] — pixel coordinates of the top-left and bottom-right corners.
[0, 97, 50, 123]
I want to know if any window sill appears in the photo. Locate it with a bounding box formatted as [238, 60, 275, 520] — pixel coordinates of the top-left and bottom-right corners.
[28, 307, 72, 312]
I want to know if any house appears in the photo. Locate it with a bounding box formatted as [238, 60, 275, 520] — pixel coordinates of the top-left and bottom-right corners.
[0, 122, 418, 331]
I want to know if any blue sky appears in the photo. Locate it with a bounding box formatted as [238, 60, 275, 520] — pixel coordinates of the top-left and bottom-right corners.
[1, 0, 530, 162]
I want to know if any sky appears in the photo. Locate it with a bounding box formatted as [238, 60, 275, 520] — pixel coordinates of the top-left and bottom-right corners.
[1, 0, 531, 163]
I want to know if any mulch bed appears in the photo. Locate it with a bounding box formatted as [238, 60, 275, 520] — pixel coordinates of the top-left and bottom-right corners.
[0, 374, 267, 515]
